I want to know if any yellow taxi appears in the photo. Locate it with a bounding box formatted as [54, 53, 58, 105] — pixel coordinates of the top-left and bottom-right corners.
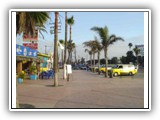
[110, 64, 137, 77]
[98, 65, 112, 73]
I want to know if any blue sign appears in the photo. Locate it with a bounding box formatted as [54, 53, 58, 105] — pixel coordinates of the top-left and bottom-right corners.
[16, 44, 37, 57]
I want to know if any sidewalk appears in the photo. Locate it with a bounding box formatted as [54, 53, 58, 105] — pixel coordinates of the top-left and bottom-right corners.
[17, 69, 144, 109]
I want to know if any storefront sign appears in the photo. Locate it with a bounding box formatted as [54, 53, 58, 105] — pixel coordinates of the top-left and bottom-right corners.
[67, 64, 72, 74]
[23, 43, 38, 50]
[16, 44, 37, 57]
[23, 29, 38, 42]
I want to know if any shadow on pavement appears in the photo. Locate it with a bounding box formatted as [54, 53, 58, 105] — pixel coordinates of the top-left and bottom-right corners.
[45, 85, 64, 87]
[19, 104, 35, 108]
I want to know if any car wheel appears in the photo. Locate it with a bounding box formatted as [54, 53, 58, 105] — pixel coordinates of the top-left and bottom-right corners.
[129, 72, 133, 76]
[114, 72, 118, 77]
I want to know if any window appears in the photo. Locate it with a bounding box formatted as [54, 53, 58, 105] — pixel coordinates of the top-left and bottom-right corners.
[118, 66, 123, 69]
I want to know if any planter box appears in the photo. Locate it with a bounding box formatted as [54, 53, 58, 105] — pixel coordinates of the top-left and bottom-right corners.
[30, 75, 37, 80]
[17, 78, 23, 84]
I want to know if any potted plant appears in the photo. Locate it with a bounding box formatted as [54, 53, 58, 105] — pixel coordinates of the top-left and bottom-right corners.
[17, 71, 25, 84]
[29, 64, 37, 80]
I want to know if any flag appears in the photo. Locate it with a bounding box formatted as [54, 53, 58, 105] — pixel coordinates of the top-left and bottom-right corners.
[58, 41, 64, 50]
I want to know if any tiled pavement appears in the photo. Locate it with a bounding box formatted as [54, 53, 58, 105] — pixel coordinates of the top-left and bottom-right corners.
[17, 69, 144, 109]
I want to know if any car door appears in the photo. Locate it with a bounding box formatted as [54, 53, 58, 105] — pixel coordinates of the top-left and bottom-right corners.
[118, 65, 124, 75]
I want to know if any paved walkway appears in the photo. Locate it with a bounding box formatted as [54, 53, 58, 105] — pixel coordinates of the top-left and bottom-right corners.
[17, 69, 144, 109]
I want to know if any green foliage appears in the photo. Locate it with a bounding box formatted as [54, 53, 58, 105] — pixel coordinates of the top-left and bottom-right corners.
[126, 51, 136, 64]
[111, 57, 118, 64]
[133, 46, 140, 56]
[16, 12, 50, 35]
[128, 43, 133, 49]
[18, 72, 25, 79]
[68, 16, 75, 25]
[29, 64, 37, 74]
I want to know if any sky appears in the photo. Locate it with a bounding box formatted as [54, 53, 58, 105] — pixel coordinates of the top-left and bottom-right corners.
[17, 11, 144, 61]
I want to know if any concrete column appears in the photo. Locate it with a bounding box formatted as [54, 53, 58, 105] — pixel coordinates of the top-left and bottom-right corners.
[36, 62, 41, 80]
[17, 61, 22, 75]
[36, 62, 40, 71]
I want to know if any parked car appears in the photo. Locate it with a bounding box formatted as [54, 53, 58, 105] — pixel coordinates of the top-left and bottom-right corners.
[72, 65, 80, 70]
[80, 65, 87, 70]
[93, 64, 105, 72]
[109, 64, 137, 77]
[98, 65, 112, 73]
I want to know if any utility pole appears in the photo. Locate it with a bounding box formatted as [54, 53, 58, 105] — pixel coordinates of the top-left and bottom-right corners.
[54, 12, 59, 86]
[63, 12, 68, 80]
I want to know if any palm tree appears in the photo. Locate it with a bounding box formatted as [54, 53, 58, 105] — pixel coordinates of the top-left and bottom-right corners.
[36, 25, 48, 39]
[83, 40, 97, 72]
[93, 37, 103, 74]
[53, 12, 59, 86]
[133, 46, 140, 65]
[128, 43, 133, 50]
[16, 12, 49, 108]
[16, 12, 50, 36]
[63, 12, 68, 80]
[64, 12, 68, 64]
[85, 49, 93, 66]
[67, 16, 75, 63]
[67, 41, 75, 63]
[91, 26, 124, 77]
[68, 16, 75, 42]
[83, 38, 102, 73]
[71, 42, 76, 63]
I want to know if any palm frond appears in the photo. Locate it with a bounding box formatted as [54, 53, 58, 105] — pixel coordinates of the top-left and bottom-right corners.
[108, 34, 124, 46]
[91, 26, 109, 47]
[68, 16, 75, 25]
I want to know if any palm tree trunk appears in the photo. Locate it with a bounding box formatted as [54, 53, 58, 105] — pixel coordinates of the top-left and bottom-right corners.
[71, 52, 72, 63]
[93, 53, 95, 72]
[67, 50, 70, 63]
[67, 24, 72, 64]
[75, 48, 77, 63]
[63, 12, 68, 80]
[54, 12, 59, 86]
[61, 50, 64, 65]
[64, 12, 68, 65]
[104, 48, 108, 77]
[69, 25, 72, 42]
[90, 54, 92, 65]
[136, 55, 139, 65]
[91, 55, 93, 66]
[68, 50, 71, 64]
[98, 51, 100, 75]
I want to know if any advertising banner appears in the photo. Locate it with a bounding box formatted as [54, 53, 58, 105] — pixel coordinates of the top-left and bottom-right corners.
[23, 29, 38, 42]
[16, 44, 37, 57]
[67, 64, 72, 74]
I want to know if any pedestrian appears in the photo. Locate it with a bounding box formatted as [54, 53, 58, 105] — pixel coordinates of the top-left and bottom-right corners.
[86, 64, 89, 71]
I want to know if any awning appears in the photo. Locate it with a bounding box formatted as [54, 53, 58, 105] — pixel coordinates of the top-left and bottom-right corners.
[16, 56, 44, 63]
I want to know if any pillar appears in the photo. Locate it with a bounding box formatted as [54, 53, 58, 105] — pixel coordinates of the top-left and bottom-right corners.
[36, 62, 41, 80]
[17, 61, 22, 75]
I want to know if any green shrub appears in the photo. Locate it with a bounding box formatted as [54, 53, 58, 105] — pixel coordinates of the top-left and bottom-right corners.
[18, 72, 25, 79]
[29, 64, 37, 74]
